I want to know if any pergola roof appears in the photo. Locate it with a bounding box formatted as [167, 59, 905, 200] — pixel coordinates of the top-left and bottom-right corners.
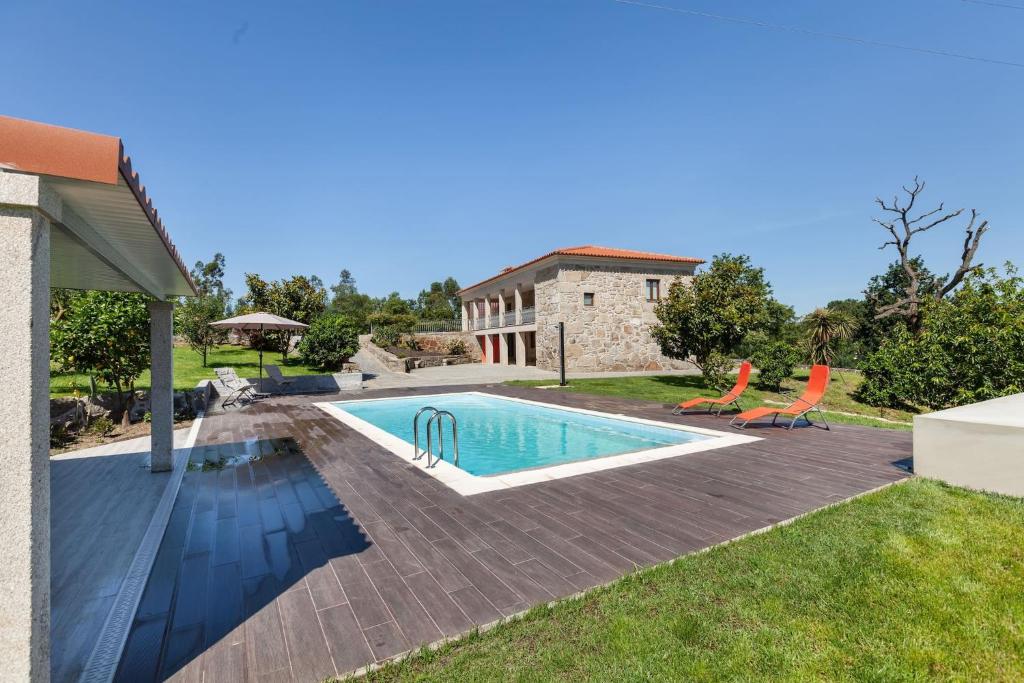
[0, 115, 197, 298]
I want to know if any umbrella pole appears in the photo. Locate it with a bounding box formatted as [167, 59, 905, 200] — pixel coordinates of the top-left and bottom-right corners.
[259, 323, 264, 393]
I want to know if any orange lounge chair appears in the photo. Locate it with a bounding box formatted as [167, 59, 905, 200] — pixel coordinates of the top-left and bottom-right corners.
[730, 364, 831, 430]
[674, 361, 752, 416]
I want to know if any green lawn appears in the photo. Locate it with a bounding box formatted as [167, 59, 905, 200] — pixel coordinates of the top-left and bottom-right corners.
[362, 479, 1024, 681]
[50, 344, 323, 397]
[507, 369, 917, 430]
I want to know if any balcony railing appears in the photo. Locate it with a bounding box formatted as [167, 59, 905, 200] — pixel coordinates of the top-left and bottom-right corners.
[466, 306, 537, 331]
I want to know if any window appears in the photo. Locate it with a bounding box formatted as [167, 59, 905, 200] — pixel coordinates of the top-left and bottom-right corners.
[645, 279, 661, 302]
[583, 292, 595, 307]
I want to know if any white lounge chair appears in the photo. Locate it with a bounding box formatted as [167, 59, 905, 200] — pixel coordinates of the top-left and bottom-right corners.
[264, 365, 296, 394]
[215, 367, 266, 406]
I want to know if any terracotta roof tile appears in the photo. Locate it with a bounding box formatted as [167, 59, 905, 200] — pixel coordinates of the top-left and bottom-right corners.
[458, 245, 703, 294]
[0, 115, 197, 296]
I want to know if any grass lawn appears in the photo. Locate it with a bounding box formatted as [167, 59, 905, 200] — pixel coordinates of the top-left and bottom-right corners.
[50, 344, 323, 397]
[508, 368, 916, 430]
[362, 479, 1024, 681]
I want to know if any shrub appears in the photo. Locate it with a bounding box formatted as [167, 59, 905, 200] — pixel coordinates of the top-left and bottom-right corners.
[87, 417, 115, 436]
[700, 351, 734, 393]
[856, 265, 1024, 410]
[398, 335, 421, 351]
[855, 327, 921, 409]
[50, 424, 73, 449]
[298, 314, 360, 370]
[751, 341, 800, 391]
[444, 338, 468, 356]
[370, 325, 400, 349]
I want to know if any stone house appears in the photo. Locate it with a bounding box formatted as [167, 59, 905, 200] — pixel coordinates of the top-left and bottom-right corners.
[458, 246, 703, 372]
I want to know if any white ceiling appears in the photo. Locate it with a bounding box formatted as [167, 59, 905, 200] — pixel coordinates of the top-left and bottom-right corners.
[46, 174, 194, 298]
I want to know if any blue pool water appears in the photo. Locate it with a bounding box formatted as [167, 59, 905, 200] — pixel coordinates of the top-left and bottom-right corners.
[332, 393, 708, 476]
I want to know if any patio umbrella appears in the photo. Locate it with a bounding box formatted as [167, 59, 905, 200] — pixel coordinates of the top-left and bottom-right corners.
[210, 312, 308, 390]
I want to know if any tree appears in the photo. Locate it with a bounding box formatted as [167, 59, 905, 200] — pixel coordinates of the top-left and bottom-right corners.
[178, 253, 234, 366]
[416, 277, 461, 319]
[873, 177, 989, 330]
[297, 314, 360, 371]
[803, 307, 856, 367]
[651, 253, 772, 384]
[176, 295, 227, 366]
[50, 291, 151, 420]
[857, 264, 1024, 409]
[191, 252, 232, 304]
[237, 273, 327, 360]
[329, 269, 375, 332]
[375, 291, 416, 317]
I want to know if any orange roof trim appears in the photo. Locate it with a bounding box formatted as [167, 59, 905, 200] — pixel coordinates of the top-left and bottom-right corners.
[458, 245, 704, 294]
[0, 115, 197, 295]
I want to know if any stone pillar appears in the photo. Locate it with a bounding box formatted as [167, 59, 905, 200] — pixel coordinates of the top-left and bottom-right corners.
[514, 285, 523, 325]
[483, 295, 491, 328]
[497, 291, 506, 328]
[0, 207, 51, 682]
[461, 301, 469, 332]
[499, 331, 509, 365]
[148, 300, 174, 473]
[515, 331, 527, 367]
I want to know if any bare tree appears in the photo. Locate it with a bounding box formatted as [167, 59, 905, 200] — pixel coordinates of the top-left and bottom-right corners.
[873, 177, 988, 330]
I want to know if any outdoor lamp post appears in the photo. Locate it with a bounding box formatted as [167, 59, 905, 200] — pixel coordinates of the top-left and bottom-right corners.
[557, 321, 567, 387]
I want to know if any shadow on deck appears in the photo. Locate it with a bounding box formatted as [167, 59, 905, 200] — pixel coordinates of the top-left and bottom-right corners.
[115, 437, 371, 681]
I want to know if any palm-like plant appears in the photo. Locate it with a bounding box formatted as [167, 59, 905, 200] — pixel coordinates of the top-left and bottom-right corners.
[804, 308, 856, 367]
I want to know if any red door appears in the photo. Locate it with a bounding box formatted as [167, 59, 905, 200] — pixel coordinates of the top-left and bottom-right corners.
[490, 335, 500, 364]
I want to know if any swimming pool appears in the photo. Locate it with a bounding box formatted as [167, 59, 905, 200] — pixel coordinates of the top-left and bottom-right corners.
[317, 392, 760, 495]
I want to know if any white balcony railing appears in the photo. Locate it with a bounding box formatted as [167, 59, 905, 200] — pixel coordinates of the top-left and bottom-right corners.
[520, 307, 535, 324]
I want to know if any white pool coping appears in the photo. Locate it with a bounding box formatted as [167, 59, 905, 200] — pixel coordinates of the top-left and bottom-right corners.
[314, 391, 762, 496]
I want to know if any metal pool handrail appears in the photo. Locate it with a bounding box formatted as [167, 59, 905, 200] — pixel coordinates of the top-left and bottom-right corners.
[425, 410, 459, 469]
[413, 406, 439, 460]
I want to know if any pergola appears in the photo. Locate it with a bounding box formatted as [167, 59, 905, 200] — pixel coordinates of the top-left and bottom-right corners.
[0, 115, 197, 681]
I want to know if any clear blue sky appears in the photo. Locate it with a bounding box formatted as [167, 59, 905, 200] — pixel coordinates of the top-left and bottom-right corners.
[3, 0, 1021, 313]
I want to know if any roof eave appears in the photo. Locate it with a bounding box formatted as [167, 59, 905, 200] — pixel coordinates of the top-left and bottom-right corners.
[457, 252, 704, 297]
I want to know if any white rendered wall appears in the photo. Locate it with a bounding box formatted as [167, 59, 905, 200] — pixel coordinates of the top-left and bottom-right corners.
[0, 204, 52, 682]
[914, 393, 1024, 497]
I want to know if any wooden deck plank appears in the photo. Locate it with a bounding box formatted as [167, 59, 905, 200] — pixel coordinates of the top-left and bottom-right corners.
[111, 383, 911, 680]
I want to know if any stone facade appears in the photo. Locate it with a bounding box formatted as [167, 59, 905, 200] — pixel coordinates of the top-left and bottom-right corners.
[534, 263, 695, 372]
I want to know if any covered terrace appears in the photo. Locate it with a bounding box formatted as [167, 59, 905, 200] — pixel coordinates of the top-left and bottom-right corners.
[0, 115, 197, 681]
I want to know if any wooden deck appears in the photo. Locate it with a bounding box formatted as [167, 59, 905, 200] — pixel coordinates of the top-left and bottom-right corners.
[114, 385, 911, 681]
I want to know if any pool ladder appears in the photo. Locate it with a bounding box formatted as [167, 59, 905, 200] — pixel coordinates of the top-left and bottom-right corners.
[412, 406, 460, 469]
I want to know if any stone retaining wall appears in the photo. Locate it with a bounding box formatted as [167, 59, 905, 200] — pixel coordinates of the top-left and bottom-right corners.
[413, 331, 482, 361]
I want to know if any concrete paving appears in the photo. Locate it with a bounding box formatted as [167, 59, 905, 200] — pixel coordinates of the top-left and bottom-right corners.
[50, 428, 194, 682]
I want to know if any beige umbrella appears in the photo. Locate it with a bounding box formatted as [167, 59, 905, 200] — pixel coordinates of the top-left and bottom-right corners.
[210, 312, 308, 390]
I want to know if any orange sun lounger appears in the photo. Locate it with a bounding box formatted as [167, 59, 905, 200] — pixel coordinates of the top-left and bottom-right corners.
[730, 364, 831, 430]
[673, 361, 751, 416]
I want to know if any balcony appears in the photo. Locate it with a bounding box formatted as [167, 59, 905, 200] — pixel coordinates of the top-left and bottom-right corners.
[467, 306, 537, 331]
